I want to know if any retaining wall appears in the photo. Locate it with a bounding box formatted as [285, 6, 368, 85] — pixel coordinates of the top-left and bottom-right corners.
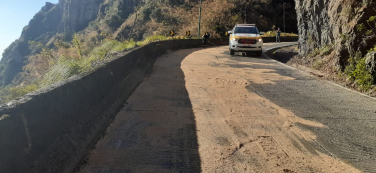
[0, 37, 296, 173]
[0, 39, 230, 173]
[262, 36, 299, 43]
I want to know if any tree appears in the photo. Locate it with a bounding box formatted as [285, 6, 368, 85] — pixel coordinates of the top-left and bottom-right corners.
[72, 34, 83, 60]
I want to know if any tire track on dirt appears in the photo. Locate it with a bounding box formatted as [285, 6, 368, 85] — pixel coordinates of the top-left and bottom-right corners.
[182, 46, 361, 172]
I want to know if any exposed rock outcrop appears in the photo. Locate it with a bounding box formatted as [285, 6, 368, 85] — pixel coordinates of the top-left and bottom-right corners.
[365, 51, 376, 78]
[58, 0, 104, 33]
[295, 0, 376, 69]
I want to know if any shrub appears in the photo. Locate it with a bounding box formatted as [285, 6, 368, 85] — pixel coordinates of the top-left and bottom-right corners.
[313, 59, 324, 69]
[72, 34, 83, 60]
[321, 44, 334, 56]
[261, 31, 298, 37]
[137, 35, 168, 46]
[308, 44, 334, 57]
[310, 48, 321, 56]
[345, 51, 374, 91]
[150, 8, 163, 22]
[0, 84, 39, 103]
[3, 35, 171, 103]
[369, 44, 376, 52]
[356, 12, 376, 38]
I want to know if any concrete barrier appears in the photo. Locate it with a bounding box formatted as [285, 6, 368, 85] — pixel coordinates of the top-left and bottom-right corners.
[262, 36, 299, 43]
[213, 36, 299, 43]
[0, 39, 229, 173]
[0, 36, 298, 172]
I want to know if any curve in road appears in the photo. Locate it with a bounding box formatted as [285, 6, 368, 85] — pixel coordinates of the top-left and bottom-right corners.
[77, 43, 371, 172]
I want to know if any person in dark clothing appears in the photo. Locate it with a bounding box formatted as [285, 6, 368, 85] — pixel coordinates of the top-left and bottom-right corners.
[276, 28, 281, 43]
[202, 32, 211, 46]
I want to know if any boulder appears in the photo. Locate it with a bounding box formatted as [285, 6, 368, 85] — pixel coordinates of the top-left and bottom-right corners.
[365, 51, 376, 77]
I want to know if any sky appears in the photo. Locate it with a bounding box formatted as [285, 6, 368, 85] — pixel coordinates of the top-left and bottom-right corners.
[0, 0, 59, 60]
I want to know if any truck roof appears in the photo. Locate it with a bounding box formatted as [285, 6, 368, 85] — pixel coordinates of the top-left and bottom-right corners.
[235, 24, 256, 27]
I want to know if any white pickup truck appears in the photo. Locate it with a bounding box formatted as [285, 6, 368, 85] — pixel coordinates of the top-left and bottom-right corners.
[228, 24, 263, 56]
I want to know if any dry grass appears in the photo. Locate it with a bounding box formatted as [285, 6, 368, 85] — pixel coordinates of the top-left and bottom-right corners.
[114, 0, 241, 39]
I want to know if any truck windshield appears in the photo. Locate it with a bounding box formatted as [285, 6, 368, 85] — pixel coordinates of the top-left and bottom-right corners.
[234, 27, 259, 34]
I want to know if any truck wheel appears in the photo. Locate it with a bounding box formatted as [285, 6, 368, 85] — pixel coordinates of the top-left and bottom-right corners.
[230, 49, 235, 55]
[256, 50, 262, 57]
[246, 52, 252, 57]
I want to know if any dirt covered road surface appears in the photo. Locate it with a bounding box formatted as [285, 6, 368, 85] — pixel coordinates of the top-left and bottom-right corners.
[78, 44, 365, 173]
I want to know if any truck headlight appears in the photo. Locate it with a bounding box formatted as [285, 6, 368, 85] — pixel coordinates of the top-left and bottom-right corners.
[258, 39, 262, 42]
[232, 38, 238, 41]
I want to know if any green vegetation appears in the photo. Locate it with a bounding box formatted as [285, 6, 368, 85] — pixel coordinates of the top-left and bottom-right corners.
[0, 84, 39, 103]
[344, 51, 374, 91]
[356, 11, 376, 53]
[342, 11, 376, 91]
[309, 44, 334, 56]
[39, 34, 174, 88]
[261, 31, 298, 37]
[321, 44, 334, 56]
[313, 59, 325, 70]
[369, 45, 376, 52]
[356, 12, 376, 38]
[137, 35, 168, 46]
[0, 34, 174, 104]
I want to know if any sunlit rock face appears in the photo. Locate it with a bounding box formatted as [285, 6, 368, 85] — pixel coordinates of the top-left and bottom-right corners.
[58, 0, 103, 33]
[295, 0, 376, 69]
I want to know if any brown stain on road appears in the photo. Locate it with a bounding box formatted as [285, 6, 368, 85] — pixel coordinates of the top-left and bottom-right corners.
[78, 45, 360, 173]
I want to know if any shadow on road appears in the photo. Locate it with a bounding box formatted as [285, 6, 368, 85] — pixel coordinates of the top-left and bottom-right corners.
[78, 49, 202, 172]
[236, 49, 376, 172]
[266, 48, 298, 63]
[219, 50, 267, 58]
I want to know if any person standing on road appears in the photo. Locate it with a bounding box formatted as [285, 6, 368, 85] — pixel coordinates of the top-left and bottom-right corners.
[276, 28, 281, 43]
[202, 32, 211, 47]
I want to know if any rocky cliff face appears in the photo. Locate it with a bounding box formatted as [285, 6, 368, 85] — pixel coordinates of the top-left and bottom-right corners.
[0, 0, 104, 85]
[295, 0, 376, 69]
[58, 0, 104, 33]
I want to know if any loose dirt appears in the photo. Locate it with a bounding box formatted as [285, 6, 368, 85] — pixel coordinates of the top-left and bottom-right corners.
[78, 46, 360, 172]
[182, 47, 360, 172]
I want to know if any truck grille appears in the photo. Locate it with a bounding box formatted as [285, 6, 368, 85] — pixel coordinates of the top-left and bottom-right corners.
[238, 39, 257, 44]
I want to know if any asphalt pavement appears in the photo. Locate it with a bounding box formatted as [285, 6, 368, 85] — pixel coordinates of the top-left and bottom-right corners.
[230, 43, 376, 172]
[78, 42, 375, 172]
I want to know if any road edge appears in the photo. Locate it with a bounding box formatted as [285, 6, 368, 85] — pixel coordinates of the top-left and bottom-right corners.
[263, 44, 376, 101]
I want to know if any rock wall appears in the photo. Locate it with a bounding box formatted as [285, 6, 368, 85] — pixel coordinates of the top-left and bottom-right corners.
[295, 0, 376, 69]
[58, 0, 104, 33]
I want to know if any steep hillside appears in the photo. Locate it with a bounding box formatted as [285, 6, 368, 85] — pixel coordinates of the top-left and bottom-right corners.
[0, 0, 297, 87]
[114, 0, 297, 40]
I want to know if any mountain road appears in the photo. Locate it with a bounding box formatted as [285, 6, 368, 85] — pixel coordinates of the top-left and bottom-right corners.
[77, 43, 375, 172]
